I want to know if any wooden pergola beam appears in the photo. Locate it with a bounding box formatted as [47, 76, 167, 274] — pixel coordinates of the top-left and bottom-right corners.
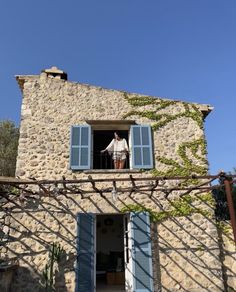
[0, 173, 232, 185]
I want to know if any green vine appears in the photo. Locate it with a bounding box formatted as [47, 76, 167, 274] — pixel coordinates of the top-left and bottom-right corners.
[121, 193, 233, 238]
[179, 139, 208, 164]
[123, 92, 176, 109]
[122, 93, 232, 240]
[216, 221, 233, 236]
[196, 192, 215, 208]
[151, 138, 208, 184]
[123, 92, 204, 130]
[123, 92, 208, 180]
[121, 193, 213, 223]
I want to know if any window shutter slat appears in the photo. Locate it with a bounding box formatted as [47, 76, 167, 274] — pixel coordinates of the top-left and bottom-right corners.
[70, 125, 91, 169]
[76, 213, 95, 292]
[130, 212, 154, 292]
[131, 125, 153, 169]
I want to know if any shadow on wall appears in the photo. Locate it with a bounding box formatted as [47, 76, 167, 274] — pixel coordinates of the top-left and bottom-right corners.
[1, 193, 80, 291]
[119, 192, 236, 291]
[10, 266, 45, 292]
[0, 188, 236, 291]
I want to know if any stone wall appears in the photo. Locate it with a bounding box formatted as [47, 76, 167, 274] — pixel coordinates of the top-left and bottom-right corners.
[15, 72, 208, 180]
[2, 180, 227, 291]
[218, 223, 236, 291]
[1, 71, 230, 291]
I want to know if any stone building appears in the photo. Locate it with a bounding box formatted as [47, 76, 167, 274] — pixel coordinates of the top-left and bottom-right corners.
[3, 66, 236, 291]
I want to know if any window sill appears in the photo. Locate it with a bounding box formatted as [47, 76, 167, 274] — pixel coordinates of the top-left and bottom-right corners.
[83, 169, 142, 174]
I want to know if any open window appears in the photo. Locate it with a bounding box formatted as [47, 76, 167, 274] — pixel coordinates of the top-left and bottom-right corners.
[70, 121, 154, 171]
[93, 130, 129, 169]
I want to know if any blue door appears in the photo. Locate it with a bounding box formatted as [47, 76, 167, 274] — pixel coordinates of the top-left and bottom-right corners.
[130, 212, 154, 292]
[76, 213, 95, 292]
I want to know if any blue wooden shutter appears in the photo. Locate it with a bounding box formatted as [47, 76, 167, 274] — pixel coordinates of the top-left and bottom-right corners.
[76, 213, 95, 292]
[130, 212, 154, 292]
[70, 125, 91, 170]
[131, 125, 153, 169]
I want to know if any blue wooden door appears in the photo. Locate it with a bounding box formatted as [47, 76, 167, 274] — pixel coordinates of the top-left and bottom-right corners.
[76, 213, 95, 292]
[130, 212, 154, 292]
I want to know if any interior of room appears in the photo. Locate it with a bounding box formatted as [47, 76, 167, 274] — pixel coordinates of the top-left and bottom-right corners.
[96, 214, 125, 291]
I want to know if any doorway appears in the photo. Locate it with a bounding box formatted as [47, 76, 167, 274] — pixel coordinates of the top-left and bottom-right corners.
[76, 212, 153, 292]
[96, 214, 125, 291]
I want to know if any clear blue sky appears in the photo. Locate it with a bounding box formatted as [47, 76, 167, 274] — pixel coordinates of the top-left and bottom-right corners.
[0, 0, 235, 174]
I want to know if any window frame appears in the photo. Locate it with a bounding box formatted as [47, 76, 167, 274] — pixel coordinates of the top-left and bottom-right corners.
[70, 121, 154, 171]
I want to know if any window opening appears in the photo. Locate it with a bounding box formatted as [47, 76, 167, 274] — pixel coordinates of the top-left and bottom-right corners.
[93, 130, 129, 170]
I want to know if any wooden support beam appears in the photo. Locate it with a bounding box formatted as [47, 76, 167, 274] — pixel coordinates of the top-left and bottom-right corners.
[0, 174, 226, 186]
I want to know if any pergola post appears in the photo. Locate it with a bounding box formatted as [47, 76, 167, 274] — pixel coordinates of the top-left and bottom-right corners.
[221, 173, 236, 244]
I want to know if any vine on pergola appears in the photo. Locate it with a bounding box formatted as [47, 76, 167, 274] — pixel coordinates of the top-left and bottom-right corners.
[0, 173, 235, 242]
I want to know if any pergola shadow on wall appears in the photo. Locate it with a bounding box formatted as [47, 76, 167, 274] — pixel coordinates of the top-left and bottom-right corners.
[0, 172, 236, 291]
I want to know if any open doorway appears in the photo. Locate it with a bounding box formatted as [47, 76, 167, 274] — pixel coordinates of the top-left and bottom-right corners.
[96, 214, 125, 291]
[93, 130, 129, 169]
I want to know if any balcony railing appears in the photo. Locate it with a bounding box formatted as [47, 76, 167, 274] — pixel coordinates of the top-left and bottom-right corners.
[93, 151, 130, 170]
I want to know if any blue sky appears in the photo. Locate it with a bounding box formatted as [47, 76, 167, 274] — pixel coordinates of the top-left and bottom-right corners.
[0, 0, 235, 174]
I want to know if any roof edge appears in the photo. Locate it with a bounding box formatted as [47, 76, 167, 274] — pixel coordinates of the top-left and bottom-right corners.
[14, 74, 213, 117]
[15, 75, 38, 92]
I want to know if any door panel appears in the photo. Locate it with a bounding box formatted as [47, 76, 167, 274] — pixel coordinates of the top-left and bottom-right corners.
[76, 213, 96, 292]
[130, 212, 154, 292]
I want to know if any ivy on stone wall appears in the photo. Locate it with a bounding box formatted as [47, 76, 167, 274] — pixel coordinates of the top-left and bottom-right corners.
[152, 138, 208, 178]
[121, 193, 213, 223]
[123, 92, 204, 130]
[216, 221, 233, 237]
[121, 93, 234, 245]
[121, 191, 233, 237]
[123, 92, 208, 178]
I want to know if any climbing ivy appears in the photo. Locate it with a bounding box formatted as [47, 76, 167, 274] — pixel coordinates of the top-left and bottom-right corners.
[121, 193, 233, 237]
[121, 193, 213, 223]
[123, 92, 204, 130]
[196, 192, 215, 208]
[123, 92, 176, 108]
[152, 138, 208, 182]
[121, 93, 233, 237]
[123, 92, 208, 179]
[216, 221, 233, 237]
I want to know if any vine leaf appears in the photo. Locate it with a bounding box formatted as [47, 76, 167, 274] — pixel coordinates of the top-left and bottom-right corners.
[123, 93, 204, 130]
[153, 139, 208, 179]
[123, 92, 208, 182]
[121, 192, 213, 223]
